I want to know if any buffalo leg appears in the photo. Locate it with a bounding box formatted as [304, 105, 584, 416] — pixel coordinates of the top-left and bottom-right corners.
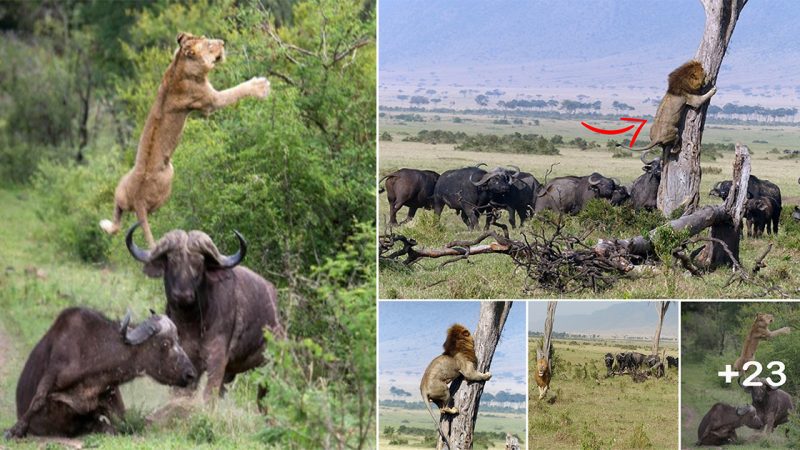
[6, 373, 56, 438]
[401, 207, 418, 224]
[388, 201, 400, 226]
[507, 207, 517, 229]
[203, 339, 230, 400]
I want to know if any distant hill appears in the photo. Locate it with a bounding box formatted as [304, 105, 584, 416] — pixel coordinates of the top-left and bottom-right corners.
[380, 1, 800, 105]
[529, 302, 678, 338]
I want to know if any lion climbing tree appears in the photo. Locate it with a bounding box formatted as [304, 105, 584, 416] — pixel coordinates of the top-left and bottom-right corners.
[437, 302, 512, 450]
[659, 0, 749, 216]
[539, 301, 557, 379]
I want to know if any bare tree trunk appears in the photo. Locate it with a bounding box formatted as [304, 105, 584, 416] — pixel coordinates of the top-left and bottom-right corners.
[438, 302, 512, 450]
[652, 302, 670, 354]
[542, 301, 557, 373]
[658, 0, 748, 216]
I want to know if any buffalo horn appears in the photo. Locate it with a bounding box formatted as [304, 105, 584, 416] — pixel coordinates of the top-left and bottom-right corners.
[611, 177, 621, 186]
[217, 230, 247, 268]
[123, 313, 161, 345]
[507, 165, 521, 178]
[587, 173, 602, 185]
[470, 171, 494, 186]
[126, 222, 151, 262]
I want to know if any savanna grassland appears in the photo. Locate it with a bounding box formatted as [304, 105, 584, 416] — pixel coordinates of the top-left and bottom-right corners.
[377, 406, 524, 450]
[378, 112, 800, 299]
[681, 302, 800, 449]
[528, 338, 678, 449]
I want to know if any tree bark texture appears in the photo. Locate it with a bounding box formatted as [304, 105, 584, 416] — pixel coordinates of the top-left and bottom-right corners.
[658, 0, 748, 216]
[438, 302, 512, 450]
[652, 302, 670, 354]
[542, 301, 557, 373]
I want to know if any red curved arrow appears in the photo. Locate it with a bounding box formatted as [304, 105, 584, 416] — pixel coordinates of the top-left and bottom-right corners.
[581, 117, 648, 147]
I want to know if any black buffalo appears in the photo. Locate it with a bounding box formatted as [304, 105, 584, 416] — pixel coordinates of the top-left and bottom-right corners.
[534, 173, 619, 214]
[745, 196, 779, 238]
[5, 308, 195, 438]
[615, 353, 626, 374]
[127, 223, 285, 401]
[433, 166, 518, 230]
[493, 171, 540, 228]
[379, 168, 440, 226]
[610, 185, 630, 206]
[603, 352, 614, 375]
[710, 175, 782, 234]
[623, 352, 646, 373]
[666, 356, 678, 369]
[743, 377, 795, 433]
[630, 153, 662, 210]
[697, 403, 763, 445]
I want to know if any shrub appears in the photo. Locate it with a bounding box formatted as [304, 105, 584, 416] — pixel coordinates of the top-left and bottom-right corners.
[188, 413, 216, 444]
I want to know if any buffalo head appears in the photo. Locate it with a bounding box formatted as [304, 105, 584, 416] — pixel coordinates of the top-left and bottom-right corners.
[119, 310, 196, 387]
[611, 185, 630, 206]
[470, 166, 518, 194]
[587, 173, 617, 199]
[126, 222, 246, 307]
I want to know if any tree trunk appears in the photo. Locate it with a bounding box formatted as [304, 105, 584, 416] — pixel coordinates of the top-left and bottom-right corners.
[652, 302, 670, 354]
[658, 0, 748, 216]
[542, 301, 557, 374]
[606, 143, 750, 268]
[438, 302, 512, 450]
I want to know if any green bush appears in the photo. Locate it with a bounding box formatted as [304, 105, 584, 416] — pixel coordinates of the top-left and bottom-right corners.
[32, 153, 122, 262]
[187, 413, 216, 444]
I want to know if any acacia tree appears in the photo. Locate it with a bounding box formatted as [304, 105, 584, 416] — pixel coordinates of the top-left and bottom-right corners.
[652, 301, 671, 354]
[438, 302, 512, 450]
[658, 0, 749, 216]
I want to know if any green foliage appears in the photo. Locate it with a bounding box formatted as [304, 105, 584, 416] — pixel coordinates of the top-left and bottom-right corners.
[576, 199, 663, 237]
[403, 129, 467, 144]
[651, 225, 691, 265]
[187, 413, 217, 444]
[32, 154, 122, 262]
[114, 407, 149, 435]
[456, 132, 560, 154]
[257, 222, 375, 449]
[627, 423, 652, 448]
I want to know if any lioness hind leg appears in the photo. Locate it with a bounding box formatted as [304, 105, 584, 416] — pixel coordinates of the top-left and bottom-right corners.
[100, 205, 123, 235]
[134, 207, 156, 248]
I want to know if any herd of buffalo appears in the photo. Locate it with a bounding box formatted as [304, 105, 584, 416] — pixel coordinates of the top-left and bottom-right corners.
[380, 154, 796, 238]
[602, 351, 677, 380]
[4, 223, 283, 439]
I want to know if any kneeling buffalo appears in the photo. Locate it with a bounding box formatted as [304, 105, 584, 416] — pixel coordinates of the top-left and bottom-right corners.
[380, 168, 440, 226]
[6, 308, 195, 438]
[127, 223, 285, 401]
[697, 403, 763, 445]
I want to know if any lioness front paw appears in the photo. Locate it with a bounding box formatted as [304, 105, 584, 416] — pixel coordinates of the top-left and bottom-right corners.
[483, 372, 492, 381]
[249, 77, 270, 98]
[708, 86, 718, 96]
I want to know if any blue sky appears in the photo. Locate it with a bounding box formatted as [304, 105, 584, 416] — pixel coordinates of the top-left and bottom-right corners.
[379, 301, 526, 398]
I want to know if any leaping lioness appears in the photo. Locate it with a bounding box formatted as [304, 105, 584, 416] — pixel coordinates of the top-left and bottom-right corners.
[100, 32, 270, 247]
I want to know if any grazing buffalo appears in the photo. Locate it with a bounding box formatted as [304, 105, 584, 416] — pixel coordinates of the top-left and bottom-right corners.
[433, 166, 518, 230]
[615, 353, 626, 374]
[623, 352, 646, 373]
[379, 168, 440, 226]
[630, 153, 662, 210]
[644, 355, 664, 377]
[5, 308, 195, 438]
[745, 196, 779, 237]
[666, 356, 679, 369]
[494, 170, 540, 228]
[534, 173, 619, 214]
[610, 185, 630, 206]
[696, 403, 763, 445]
[603, 353, 614, 375]
[710, 175, 782, 234]
[126, 223, 285, 401]
[743, 377, 795, 433]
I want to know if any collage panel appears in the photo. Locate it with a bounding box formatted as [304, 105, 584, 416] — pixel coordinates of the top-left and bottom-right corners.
[378, 301, 526, 449]
[682, 302, 799, 448]
[0, 0, 375, 448]
[378, 1, 800, 301]
[529, 301, 679, 449]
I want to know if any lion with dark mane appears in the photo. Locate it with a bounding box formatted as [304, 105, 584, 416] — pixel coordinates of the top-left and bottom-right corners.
[623, 60, 716, 155]
[100, 32, 270, 247]
[420, 324, 491, 450]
